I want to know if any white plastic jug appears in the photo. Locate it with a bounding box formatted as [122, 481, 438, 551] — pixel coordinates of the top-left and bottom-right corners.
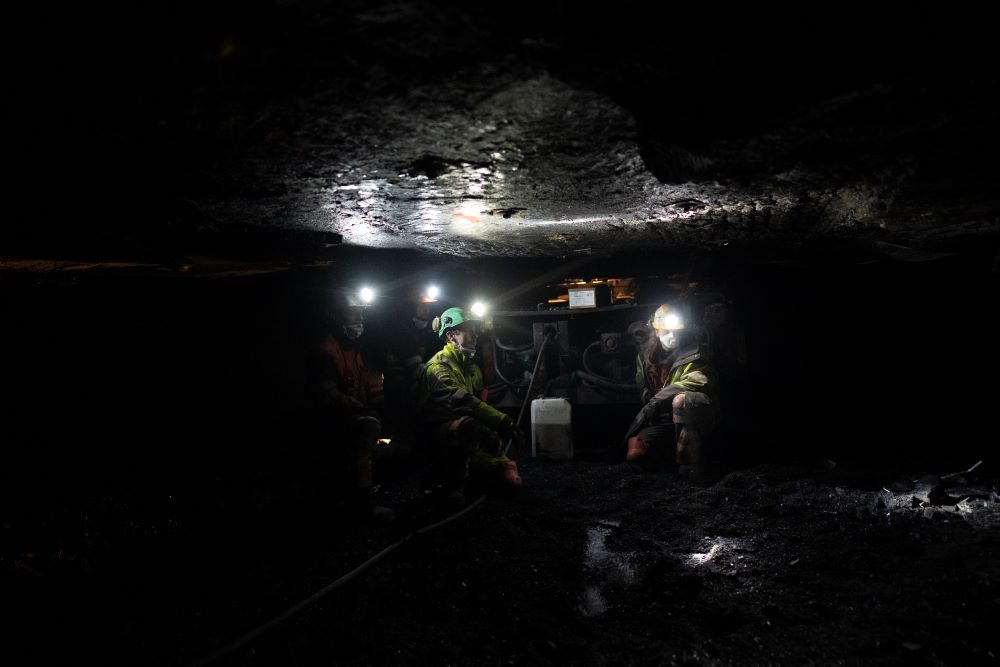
[530, 398, 573, 460]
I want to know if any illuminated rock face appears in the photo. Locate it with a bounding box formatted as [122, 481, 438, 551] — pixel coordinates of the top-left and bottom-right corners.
[10, 2, 997, 265]
[3, 8, 999, 666]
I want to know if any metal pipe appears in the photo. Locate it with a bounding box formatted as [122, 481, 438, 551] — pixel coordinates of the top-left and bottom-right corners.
[500, 331, 554, 457]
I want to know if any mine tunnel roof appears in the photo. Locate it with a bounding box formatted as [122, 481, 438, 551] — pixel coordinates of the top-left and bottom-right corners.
[7, 1, 999, 271]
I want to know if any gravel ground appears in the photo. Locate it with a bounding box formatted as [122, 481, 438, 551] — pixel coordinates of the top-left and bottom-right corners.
[7, 452, 997, 666]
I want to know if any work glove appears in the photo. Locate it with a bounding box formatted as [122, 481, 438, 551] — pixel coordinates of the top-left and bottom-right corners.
[498, 414, 517, 439]
[496, 415, 525, 454]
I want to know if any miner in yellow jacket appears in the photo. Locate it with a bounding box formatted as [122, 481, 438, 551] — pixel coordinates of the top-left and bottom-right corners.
[624, 303, 720, 468]
[417, 307, 524, 505]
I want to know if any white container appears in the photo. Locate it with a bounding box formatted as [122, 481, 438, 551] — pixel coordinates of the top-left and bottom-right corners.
[530, 398, 573, 460]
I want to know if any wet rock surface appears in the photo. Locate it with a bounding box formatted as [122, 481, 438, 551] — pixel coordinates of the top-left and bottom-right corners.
[11, 1, 999, 264]
[5, 3, 999, 664]
[7, 458, 998, 665]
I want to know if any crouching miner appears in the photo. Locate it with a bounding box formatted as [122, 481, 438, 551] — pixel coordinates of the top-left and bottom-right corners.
[624, 303, 719, 470]
[416, 307, 524, 506]
[308, 290, 395, 523]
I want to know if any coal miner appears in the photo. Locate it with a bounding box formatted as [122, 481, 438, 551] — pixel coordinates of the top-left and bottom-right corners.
[416, 306, 524, 505]
[624, 303, 719, 468]
[382, 287, 440, 424]
[307, 289, 395, 523]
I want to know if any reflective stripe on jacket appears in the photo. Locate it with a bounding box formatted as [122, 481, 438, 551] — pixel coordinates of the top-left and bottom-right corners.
[418, 342, 507, 430]
[636, 338, 717, 406]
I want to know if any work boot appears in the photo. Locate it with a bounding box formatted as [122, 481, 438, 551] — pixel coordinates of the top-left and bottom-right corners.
[675, 427, 701, 467]
[626, 436, 649, 462]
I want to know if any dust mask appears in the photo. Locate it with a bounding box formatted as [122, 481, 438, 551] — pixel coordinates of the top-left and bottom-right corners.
[659, 331, 678, 351]
[459, 342, 477, 359]
[342, 323, 364, 340]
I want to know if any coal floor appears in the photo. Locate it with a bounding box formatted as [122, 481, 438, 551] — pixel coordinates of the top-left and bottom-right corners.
[5, 455, 999, 666]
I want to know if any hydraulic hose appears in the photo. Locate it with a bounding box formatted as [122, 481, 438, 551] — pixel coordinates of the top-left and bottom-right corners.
[580, 341, 603, 377]
[494, 338, 534, 353]
[576, 369, 638, 393]
[580, 342, 638, 393]
[492, 341, 528, 388]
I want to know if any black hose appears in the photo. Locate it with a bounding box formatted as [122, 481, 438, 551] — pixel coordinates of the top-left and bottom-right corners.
[492, 343, 528, 388]
[581, 341, 602, 376]
[494, 338, 534, 352]
[576, 369, 638, 393]
[190, 496, 487, 667]
[580, 342, 638, 392]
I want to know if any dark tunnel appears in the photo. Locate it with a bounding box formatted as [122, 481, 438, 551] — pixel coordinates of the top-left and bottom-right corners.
[3, 2, 999, 665]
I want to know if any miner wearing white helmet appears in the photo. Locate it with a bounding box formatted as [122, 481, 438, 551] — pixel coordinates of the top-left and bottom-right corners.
[623, 302, 719, 468]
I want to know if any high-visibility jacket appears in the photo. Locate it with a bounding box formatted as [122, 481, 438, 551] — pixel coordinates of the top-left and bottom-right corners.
[636, 337, 717, 406]
[417, 342, 509, 432]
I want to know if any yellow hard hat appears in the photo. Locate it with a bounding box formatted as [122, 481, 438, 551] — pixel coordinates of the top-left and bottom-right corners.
[650, 304, 685, 331]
